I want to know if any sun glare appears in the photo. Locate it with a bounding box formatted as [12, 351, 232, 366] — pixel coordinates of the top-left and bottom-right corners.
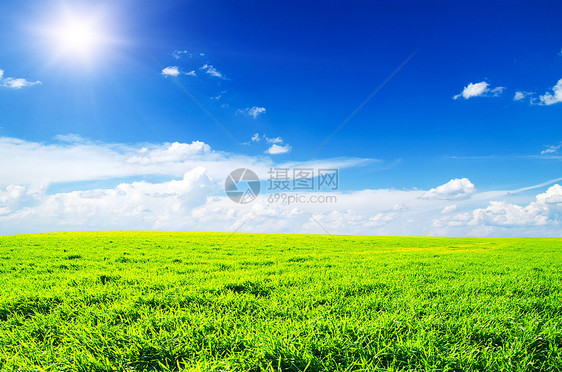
[55, 18, 101, 56]
[43, 7, 114, 64]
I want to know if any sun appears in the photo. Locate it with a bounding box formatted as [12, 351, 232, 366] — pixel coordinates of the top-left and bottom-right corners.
[54, 18, 102, 57]
[43, 7, 114, 64]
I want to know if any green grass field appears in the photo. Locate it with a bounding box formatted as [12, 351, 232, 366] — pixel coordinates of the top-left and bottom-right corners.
[0, 232, 561, 371]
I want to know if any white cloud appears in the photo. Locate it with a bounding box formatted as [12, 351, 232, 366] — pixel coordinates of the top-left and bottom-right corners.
[434, 184, 562, 229]
[0, 69, 41, 89]
[514, 90, 533, 101]
[441, 204, 458, 214]
[53, 133, 88, 143]
[420, 178, 476, 200]
[0, 136, 370, 187]
[541, 143, 561, 155]
[490, 86, 505, 96]
[161, 66, 181, 77]
[266, 144, 291, 155]
[2, 135, 562, 237]
[128, 141, 211, 165]
[0, 168, 212, 231]
[210, 90, 226, 100]
[161, 66, 195, 78]
[172, 50, 189, 59]
[453, 81, 504, 100]
[265, 136, 283, 144]
[200, 64, 225, 79]
[537, 78, 562, 106]
[238, 106, 266, 119]
[2, 78, 41, 89]
[246, 133, 286, 147]
[303, 205, 405, 234]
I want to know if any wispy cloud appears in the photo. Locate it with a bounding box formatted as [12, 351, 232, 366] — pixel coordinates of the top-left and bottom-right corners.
[0, 136, 367, 187]
[172, 50, 190, 59]
[441, 204, 458, 214]
[541, 142, 562, 155]
[513, 90, 533, 101]
[453, 81, 504, 100]
[265, 136, 283, 144]
[53, 133, 89, 143]
[0, 69, 41, 89]
[237, 106, 266, 119]
[200, 64, 225, 79]
[210, 90, 226, 100]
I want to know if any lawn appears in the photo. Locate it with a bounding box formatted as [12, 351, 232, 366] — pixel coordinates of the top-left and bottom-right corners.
[0, 232, 561, 371]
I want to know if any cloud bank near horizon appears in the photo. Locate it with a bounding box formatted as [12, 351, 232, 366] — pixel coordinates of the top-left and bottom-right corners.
[1, 135, 561, 237]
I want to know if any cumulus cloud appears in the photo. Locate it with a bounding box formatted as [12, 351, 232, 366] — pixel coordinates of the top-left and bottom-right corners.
[161, 66, 181, 77]
[303, 205, 405, 234]
[453, 81, 504, 100]
[2, 135, 562, 237]
[0, 177, 419, 235]
[536, 78, 562, 106]
[251, 133, 260, 142]
[434, 184, 562, 229]
[0, 168, 212, 232]
[420, 178, 476, 200]
[266, 144, 291, 155]
[0, 69, 41, 89]
[128, 141, 211, 165]
[200, 64, 225, 79]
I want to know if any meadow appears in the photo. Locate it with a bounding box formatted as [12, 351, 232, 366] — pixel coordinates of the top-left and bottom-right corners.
[0, 231, 560, 371]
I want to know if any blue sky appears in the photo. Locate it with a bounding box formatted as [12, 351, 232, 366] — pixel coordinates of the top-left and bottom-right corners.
[0, 0, 561, 236]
